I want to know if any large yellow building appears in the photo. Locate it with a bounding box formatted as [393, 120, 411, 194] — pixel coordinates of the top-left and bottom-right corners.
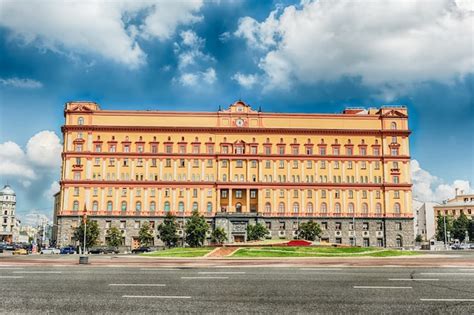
[55, 100, 413, 248]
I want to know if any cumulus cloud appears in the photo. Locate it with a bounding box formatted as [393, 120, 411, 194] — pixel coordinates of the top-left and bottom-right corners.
[26, 131, 62, 169]
[411, 159, 473, 202]
[232, 72, 259, 89]
[0, 141, 36, 179]
[43, 181, 60, 201]
[0, 77, 43, 89]
[0, 0, 204, 68]
[173, 30, 217, 87]
[235, 0, 474, 90]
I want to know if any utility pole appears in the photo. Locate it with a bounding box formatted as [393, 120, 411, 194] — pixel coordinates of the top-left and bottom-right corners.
[443, 215, 448, 250]
[352, 214, 356, 246]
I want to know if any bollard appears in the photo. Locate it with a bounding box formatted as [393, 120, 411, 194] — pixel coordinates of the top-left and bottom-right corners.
[79, 256, 89, 264]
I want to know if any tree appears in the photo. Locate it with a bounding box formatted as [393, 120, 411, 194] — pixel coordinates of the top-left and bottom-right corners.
[73, 219, 100, 250]
[415, 234, 423, 243]
[139, 222, 154, 246]
[157, 212, 179, 248]
[185, 210, 209, 247]
[298, 221, 322, 241]
[452, 212, 470, 242]
[211, 227, 227, 245]
[436, 214, 453, 242]
[246, 223, 269, 241]
[106, 227, 123, 247]
[468, 219, 474, 241]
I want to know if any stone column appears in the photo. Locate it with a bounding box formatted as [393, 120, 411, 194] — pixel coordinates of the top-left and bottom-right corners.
[246, 189, 250, 213]
[229, 188, 233, 212]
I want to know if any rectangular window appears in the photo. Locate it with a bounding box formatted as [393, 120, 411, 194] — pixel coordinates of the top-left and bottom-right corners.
[394, 191, 400, 199]
[391, 148, 399, 156]
[207, 159, 213, 167]
[321, 222, 328, 230]
[165, 159, 171, 167]
[320, 161, 326, 169]
[334, 161, 339, 169]
[265, 147, 271, 155]
[306, 160, 312, 169]
[265, 161, 271, 169]
[221, 190, 228, 198]
[292, 147, 298, 155]
[250, 190, 256, 198]
[74, 172, 81, 180]
[250, 146, 257, 154]
[279, 146, 285, 155]
[236, 160, 243, 168]
[207, 145, 214, 154]
[361, 161, 367, 169]
[333, 147, 340, 155]
[293, 160, 298, 169]
[124, 145, 130, 153]
[120, 221, 126, 229]
[293, 190, 298, 198]
[347, 161, 353, 169]
[265, 189, 271, 198]
[165, 145, 172, 153]
[319, 147, 326, 155]
[335, 222, 342, 230]
[235, 190, 242, 198]
[346, 147, 353, 155]
[193, 145, 199, 154]
[193, 189, 198, 198]
[360, 147, 367, 156]
[222, 146, 229, 154]
[222, 160, 228, 167]
[373, 147, 380, 156]
[110, 145, 116, 152]
[137, 145, 143, 153]
[306, 147, 313, 155]
[251, 160, 257, 168]
[193, 159, 199, 167]
[362, 222, 369, 230]
[321, 190, 326, 199]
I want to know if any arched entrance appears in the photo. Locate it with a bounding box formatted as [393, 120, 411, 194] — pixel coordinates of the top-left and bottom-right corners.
[236, 202, 242, 213]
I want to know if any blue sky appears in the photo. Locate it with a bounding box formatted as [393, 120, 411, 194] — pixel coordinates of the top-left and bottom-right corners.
[0, 0, 472, 225]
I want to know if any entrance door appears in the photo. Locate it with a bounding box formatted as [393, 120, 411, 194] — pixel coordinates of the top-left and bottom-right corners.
[234, 235, 245, 243]
[132, 237, 140, 249]
[236, 203, 242, 213]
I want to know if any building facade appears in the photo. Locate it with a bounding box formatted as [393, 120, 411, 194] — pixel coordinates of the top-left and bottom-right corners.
[413, 199, 440, 241]
[55, 101, 413, 248]
[433, 190, 474, 230]
[0, 185, 17, 243]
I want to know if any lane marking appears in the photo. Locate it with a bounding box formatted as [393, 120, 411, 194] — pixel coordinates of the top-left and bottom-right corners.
[354, 286, 412, 289]
[109, 284, 166, 287]
[458, 269, 474, 271]
[198, 272, 245, 274]
[299, 268, 343, 271]
[420, 273, 474, 276]
[140, 268, 180, 271]
[12, 271, 62, 274]
[0, 268, 24, 270]
[389, 279, 439, 281]
[181, 276, 228, 279]
[0, 276, 24, 279]
[420, 299, 474, 302]
[123, 295, 191, 299]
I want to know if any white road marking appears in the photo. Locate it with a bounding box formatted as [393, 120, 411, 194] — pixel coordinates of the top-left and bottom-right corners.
[123, 295, 191, 299]
[299, 268, 343, 271]
[181, 276, 228, 279]
[458, 269, 474, 271]
[389, 279, 439, 281]
[198, 272, 245, 274]
[140, 268, 180, 271]
[420, 273, 474, 276]
[12, 271, 62, 274]
[0, 267, 24, 270]
[354, 286, 412, 289]
[0, 276, 24, 279]
[109, 284, 166, 287]
[420, 299, 474, 302]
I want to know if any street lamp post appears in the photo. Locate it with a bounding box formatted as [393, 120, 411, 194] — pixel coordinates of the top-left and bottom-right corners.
[443, 215, 448, 250]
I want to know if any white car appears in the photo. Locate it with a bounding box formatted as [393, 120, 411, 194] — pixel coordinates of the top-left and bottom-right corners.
[40, 248, 61, 254]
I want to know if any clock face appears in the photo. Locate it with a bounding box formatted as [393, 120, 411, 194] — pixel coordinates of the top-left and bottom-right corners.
[236, 119, 244, 127]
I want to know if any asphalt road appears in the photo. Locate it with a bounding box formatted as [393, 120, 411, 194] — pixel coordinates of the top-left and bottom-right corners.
[0, 264, 473, 314]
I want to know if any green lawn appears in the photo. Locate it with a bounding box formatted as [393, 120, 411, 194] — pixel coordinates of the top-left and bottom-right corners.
[141, 247, 214, 257]
[231, 246, 420, 258]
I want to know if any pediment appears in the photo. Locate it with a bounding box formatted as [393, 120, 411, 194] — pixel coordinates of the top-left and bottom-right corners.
[382, 109, 407, 118]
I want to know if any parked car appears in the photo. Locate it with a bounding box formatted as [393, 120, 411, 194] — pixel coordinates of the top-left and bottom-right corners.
[60, 247, 77, 254]
[12, 248, 28, 255]
[0, 244, 4, 253]
[40, 248, 61, 254]
[89, 246, 119, 254]
[131, 247, 152, 254]
[4, 244, 15, 251]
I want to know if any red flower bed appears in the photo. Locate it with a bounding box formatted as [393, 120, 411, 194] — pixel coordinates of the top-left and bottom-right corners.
[286, 240, 312, 246]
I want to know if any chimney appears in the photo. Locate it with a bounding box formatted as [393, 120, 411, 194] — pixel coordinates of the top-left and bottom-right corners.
[455, 188, 459, 196]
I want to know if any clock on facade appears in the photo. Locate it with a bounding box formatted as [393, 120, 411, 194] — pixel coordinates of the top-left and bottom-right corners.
[235, 118, 245, 127]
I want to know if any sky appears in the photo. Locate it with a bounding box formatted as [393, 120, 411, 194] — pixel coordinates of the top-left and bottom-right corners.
[0, 0, 473, 225]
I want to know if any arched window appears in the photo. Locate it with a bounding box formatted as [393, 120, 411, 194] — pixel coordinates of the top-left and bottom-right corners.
[278, 202, 285, 213]
[150, 201, 156, 212]
[265, 202, 271, 213]
[121, 201, 127, 211]
[207, 202, 212, 212]
[390, 122, 397, 130]
[92, 201, 98, 211]
[306, 202, 313, 213]
[348, 202, 354, 213]
[78, 117, 84, 125]
[362, 203, 368, 214]
[335, 202, 341, 214]
[396, 235, 403, 247]
[135, 201, 141, 211]
[375, 203, 382, 214]
[178, 201, 184, 212]
[107, 201, 113, 211]
[222, 174, 227, 182]
[192, 202, 198, 211]
[73, 200, 79, 211]
[293, 202, 299, 213]
[164, 201, 170, 212]
[394, 202, 401, 214]
[321, 202, 327, 213]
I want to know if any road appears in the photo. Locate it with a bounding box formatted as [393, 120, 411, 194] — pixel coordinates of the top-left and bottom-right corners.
[0, 264, 473, 314]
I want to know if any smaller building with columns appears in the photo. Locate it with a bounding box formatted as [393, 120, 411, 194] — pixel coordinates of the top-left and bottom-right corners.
[0, 185, 18, 243]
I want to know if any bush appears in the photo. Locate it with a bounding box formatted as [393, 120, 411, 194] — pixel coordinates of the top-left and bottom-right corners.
[247, 223, 269, 241]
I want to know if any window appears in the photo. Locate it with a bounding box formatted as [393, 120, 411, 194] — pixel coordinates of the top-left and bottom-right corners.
[293, 160, 298, 169]
[265, 202, 271, 213]
[251, 160, 257, 168]
[320, 161, 326, 169]
[348, 202, 354, 213]
[321, 190, 326, 199]
[391, 148, 399, 156]
[73, 200, 79, 211]
[265, 146, 271, 155]
[347, 161, 353, 169]
[375, 203, 382, 214]
[360, 147, 367, 156]
[319, 147, 326, 155]
[321, 222, 328, 230]
[207, 202, 212, 212]
[348, 190, 354, 199]
[362, 203, 368, 214]
[278, 202, 285, 213]
[346, 147, 353, 155]
[221, 190, 228, 198]
[362, 222, 369, 230]
[107, 201, 113, 211]
[135, 201, 141, 211]
[120, 221, 126, 229]
[265, 161, 271, 168]
[293, 202, 299, 213]
[321, 202, 327, 213]
[250, 146, 257, 154]
[222, 146, 229, 154]
[306, 202, 313, 213]
[279, 146, 285, 155]
[373, 147, 380, 156]
[396, 222, 402, 230]
[164, 201, 170, 212]
[335, 203, 341, 214]
[78, 117, 84, 125]
[166, 145, 172, 153]
[361, 161, 367, 169]
[391, 122, 397, 130]
[335, 222, 342, 230]
[236, 190, 242, 199]
[92, 201, 98, 211]
[377, 222, 383, 231]
[306, 147, 313, 155]
[250, 190, 256, 198]
[150, 201, 156, 212]
[192, 202, 198, 211]
[178, 201, 184, 212]
[334, 161, 339, 169]
[394, 202, 401, 214]
[236, 160, 243, 168]
[333, 147, 340, 155]
[105, 221, 111, 229]
[121, 201, 127, 211]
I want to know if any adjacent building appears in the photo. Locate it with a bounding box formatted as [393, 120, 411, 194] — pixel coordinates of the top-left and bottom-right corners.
[434, 190, 474, 226]
[0, 185, 17, 243]
[55, 101, 413, 248]
[413, 199, 440, 241]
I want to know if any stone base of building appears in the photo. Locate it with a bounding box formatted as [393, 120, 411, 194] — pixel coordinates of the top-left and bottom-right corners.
[55, 214, 414, 249]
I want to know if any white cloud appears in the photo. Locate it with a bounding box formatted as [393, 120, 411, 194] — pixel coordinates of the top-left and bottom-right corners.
[26, 131, 62, 169]
[0, 0, 204, 68]
[173, 30, 216, 87]
[411, 159, 472, 202]
[43, 181, 60, 201]
[0, 141, 36, 179]
[235, 0, 474, 90]
[0, 77, 43, 89]
[232, 72, 259, 89]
